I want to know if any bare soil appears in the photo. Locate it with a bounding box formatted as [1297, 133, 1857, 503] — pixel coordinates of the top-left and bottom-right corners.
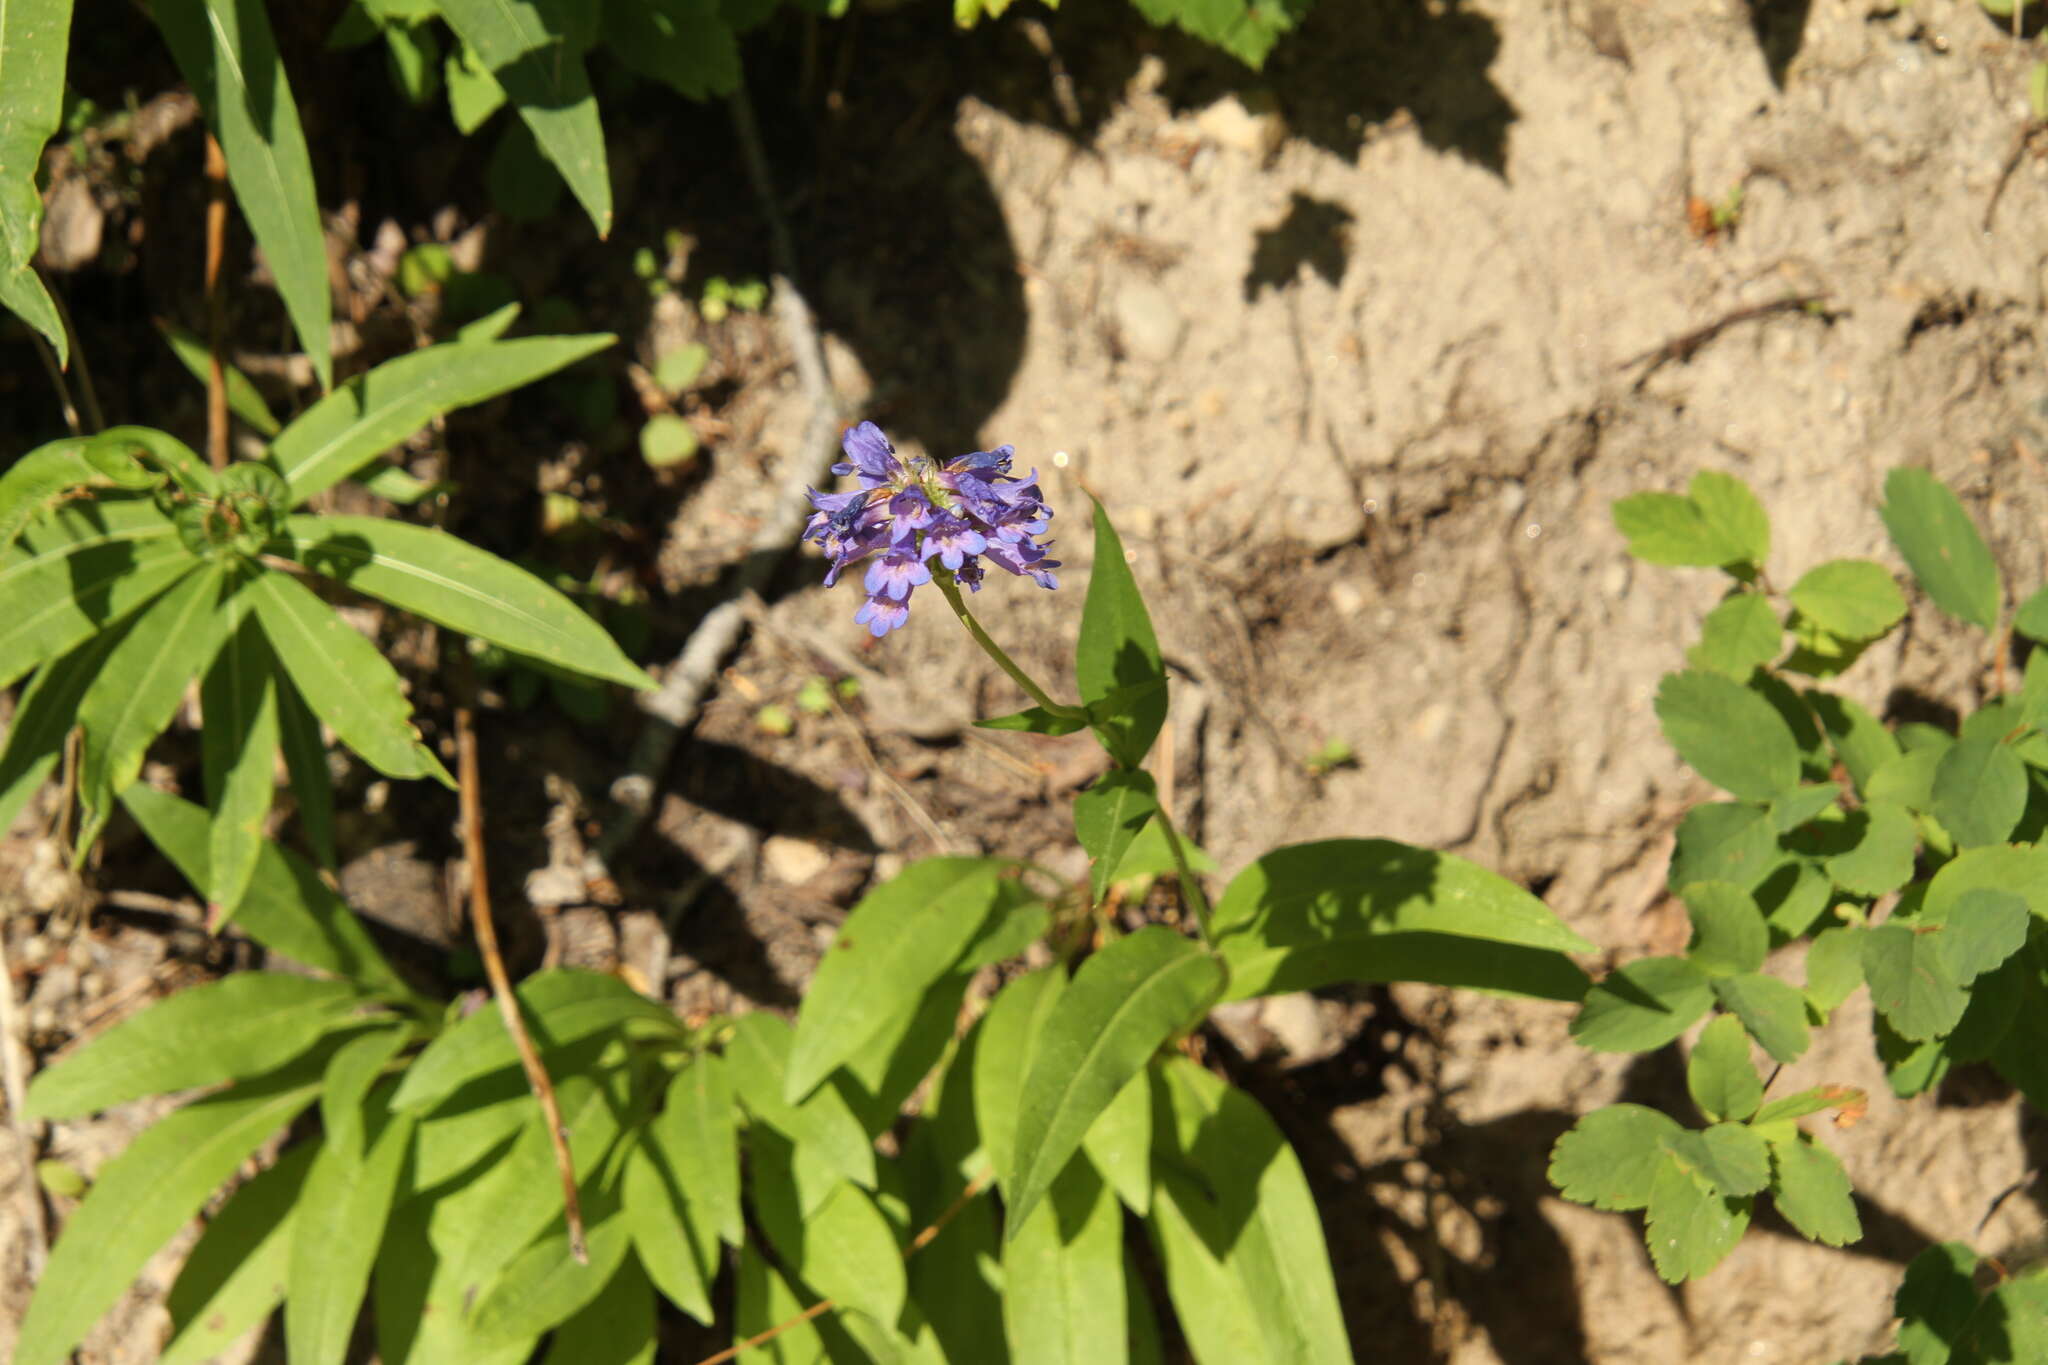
[7, 0, 2048, 1361]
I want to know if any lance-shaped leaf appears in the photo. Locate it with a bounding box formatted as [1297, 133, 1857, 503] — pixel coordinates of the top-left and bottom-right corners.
[786, 856, 1007, 1102]
[0, 626, 129, 838]
[1881, 466, 2000, 631]
[155, 319, 281, 435]
[1571, 956, 1714, 1052]
[435, 0, 611, 237]
[269, 332, 614, 502]
[1075, 496, 1168, 767]
[1074, 769, 1160, 905]
[0, 500, 191, 688]
[749, 1129, 907, 1328]
[0, 439, 148, 554]
[159, 1142, 319, 1365]
[15, 1066, 324, 1365]
[976, 965, 1067, 1192]
[652, 1054, 743, 1247]
[1081, 1069, 1152, 1214]
[202, 613, 281, 913]
[622, 1142, 714, 1324]
[471, 1196, 634, 1341]
[0, 0, 74, 364]
[274, 514, 651, 688]
[274, 665, 336, 866]
[538, 1252, 657, 1365]
[1003, 1154, 1126, 1365]
[1146, 1164, 1270, 1362]
[725, 1012, 876, 1191]
[1008, 927, 1223, 1232]
[154, 0, 332, 389]
[76, 561, 226, 815]
[246, 566, 450, 785]
[1211, 839, 1593, 1002]
[286, 1106, 417, 1365]
[25, 971, 364, 1120]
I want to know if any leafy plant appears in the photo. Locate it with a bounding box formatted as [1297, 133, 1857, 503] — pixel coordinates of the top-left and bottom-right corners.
[1551, 465, 2048, 1315]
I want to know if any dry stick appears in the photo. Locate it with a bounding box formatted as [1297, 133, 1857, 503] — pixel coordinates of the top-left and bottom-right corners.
[455, 704, 589, 1264]
[689, 1173, 992, 1365]
[202, 133, 230, 471]
[1984, 119, 2044, 233]
[0, 926, 48, 1281]
[1621, 294, 1831, 392]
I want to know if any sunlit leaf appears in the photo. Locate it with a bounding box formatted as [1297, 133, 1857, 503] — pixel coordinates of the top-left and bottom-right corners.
[0, 0, 76, 364]
[1880, 467, 2000, 631]
[1075, 496, 1167, 767]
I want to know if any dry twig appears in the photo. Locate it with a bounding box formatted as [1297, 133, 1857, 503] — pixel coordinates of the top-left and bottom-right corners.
[202, 133, 230, 471]
[0, 925, 48, 1280]
[1621, 294, 1833, 391]
[1984, 119, 2046, 233]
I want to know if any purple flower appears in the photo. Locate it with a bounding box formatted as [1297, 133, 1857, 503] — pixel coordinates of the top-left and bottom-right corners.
[804, 422, 1058, 635]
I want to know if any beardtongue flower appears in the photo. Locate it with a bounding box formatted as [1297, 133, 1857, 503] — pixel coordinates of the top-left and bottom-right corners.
[803, 421, 1059, 636]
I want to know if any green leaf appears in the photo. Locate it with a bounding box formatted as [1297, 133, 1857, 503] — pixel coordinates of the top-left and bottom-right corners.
[1681, 882, 1768, 977]
[1074, 769, 1160, 905]
[0, 441, 94, 555]
[201, 614, 281, 913]
[15, 1066, 322, 1365]
[274, 666, 336, 866]
[270, 332, 615, 502]
[1862, 923, 1968, 1041]
[155, 320, 280, 435]
[434, 0, 611, 237]
[1080, 1069, 1152, 1215]
[1710, 971, 1811, 1063]
[1687, 1014, 1762, 1122]
[2018, 585, 2048, 643]
[601, 0, 740, 99]
[1655, 670, 1802, 800]
[1959, 1266, 2048, 1363]
[319, 1024, 412, 1157]
[1663, 1122, 1771, 1197]
[1895, 1242, 1981, 1365]
[0, 627, 126, 838]
[119, 784, 415, 998]
[748, 1130, 907, 1327]
[75, 561, 226, 814]
[1643, 1155, 1750, 1283]
[1127, 0, 1307, 67]
[275, 515, 652, 689]
[1763, 1128, 1860, 1247]
[0, 0, 75, 364]
[472, 1199, 632, 1341]
[651, 1054, 742, 1246]
[1753, 1084, 1864, 1125]
[1009, 928, 1223, 1231]
[1923, 843, 2048, 924]
[444, 38, 506, 132]
[1613, 471, 1768, 569]
[1868, 743, 1949, 815]
[1547, 1103, 1687, 1210]
[1571, 957, 1713, 1053]
[25, 971, 362, 1120]
[1687, 592, 1781, 678]
[960, 882, 1052, 968]
[1668, 802, 1779, 892]
[725, 1011, 876, 1191]
[732, 1246, 836, 1363]
[1809, 692, 1901, 797]
[1930, 888, 2030, 982]
[1931, 733, 2028, 848]
[1212, 839, 1593, 1003]
[622, 1143, 713, 1324]
[976, 965, 1067, 1193]
[154, 0, 333, 389]
[1146, 1165, 1271, 1361]
[1074, 496, 1168, 767]
[246, 566, 450, 784]
[1804, 927, 1863, 1015]
[1882, 466, 2002, 630]
[1108, 815, 1220, 884]
[159, 1142, 318, 1365]
[1003, 1154, 1126, 1365]
[1758, 858, 1834, 938]
[975, 704, 1089, 736]
[1788, 558, 1907, 640]
[0, 498, 191, 689]
[1770, 784, 1839, 834]
[392, 969, 682, 1110]
[286, 1107, 416, 1365]
[1825, 800, 1919, 897]
[785, 856, 1008, 1102]
[539, 1254, 656, 1365]
[1151, 1059, 1352, 1363]
[836, 967, 971, 1138]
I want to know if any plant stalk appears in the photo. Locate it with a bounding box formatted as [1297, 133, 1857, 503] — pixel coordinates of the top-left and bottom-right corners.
[1150, 803, 1213, 941]
[933, 572, 1085, 720]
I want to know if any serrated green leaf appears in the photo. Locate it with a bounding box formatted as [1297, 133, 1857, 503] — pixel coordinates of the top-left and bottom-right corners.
[1663, 1122, 1770, 1197]
[1549, 1103, 1687, 1210]
[1946, 948, 2027, 1062]
[1868, 743, 1949, 815]
[75, 561, 226, 815]
[392, 969, 682, 1110]
[539, 1253, 656, 1365]
[1688, 470, 1770, 566]
[1753, 1084, 1864, 1125]
[155, 320, 281, 435]
[1643, 1154, 1750, 1283]
[1075, 769, 1160, 905]
[1823, 800, 1918, 898]
[1213, 838, 1593, 1002]
[1682, 882, 1768, 977]
[786, 856, 1007, 1102]
[1862, 923, 1967, 1041]
[1757, 857, 1834, 937]
[1003, 1152, 1125, 1365]
[270, 332, 614, 502]
[1655, 670, 1802, 800]
[1808, 692, 1900, 797]
[274, 515, 653, 689]
[245, 566, 450, 785]
[1009, 927, 1223, 1232]
[749, 1129, 906, 1328]
[1771, 783, 1840, 834]
[1930, 888, 2029, 982]
[1877, 1010, 1951, 1098]
[1128, 0, 1306, 67]
[1789, 558, 1907, 640]
[472, 1197, 632, 1341]
[976, 965, 1066, 1193]
[622, 1143, 713, 1324]
[1613, 471, 1768, 569]
[434, 0, 611, 236]
[15, 1065, 322, 1365]
[1895, 1241, 1981, 1365]
[1803, 926, 1863, 1014]
[602, 0, 740, 98]
[1931, 733, 2027, 848]
[119, 783, 415, 998]
[158, 1142, 318, 1365]
[0, 0, 73, 364]
[1669, 801, 1779, 891]
[1075, 496, 1167, 767]
[1687, 592, 1782, 678]
[273, 666, 336, 866]
[25, 971, 362, 1121]
[726, 1011, 876, 1191]
[1571, 956, 1713, 1053]
[1711, 971, 1811, 1062]
[154, 0, 332, 389]
[1923, 843, 2048, 923]
[1764, 1129, 1860, 1247]
[1080, 1068, 1151, 1214]
[286, 1106, 416, 1365]
[202, 613, 280, 913]
[1881, 467, 2000, 631]
[1688, 1014, 1762, 1122]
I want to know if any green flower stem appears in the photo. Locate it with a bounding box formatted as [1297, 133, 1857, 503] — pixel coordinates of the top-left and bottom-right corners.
[1150, 804, 1213, 942]
[933, 572, 1087, 721]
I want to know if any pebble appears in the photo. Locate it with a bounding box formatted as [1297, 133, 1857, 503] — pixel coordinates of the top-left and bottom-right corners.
[1195, 92, 1288, 162]
[1114, 278, 1184, 364]
[762, 835, 831, 886]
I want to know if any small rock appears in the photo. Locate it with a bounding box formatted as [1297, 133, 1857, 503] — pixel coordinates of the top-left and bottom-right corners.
[524, 865, 587, 909]
[39, 175, 103, 272]
[22, 840, 78, 914]
[1114, 278, 1184, 364]
[762, 835, 831, 886]
[1195, 92, 1287, 162]
[1259, 992, 1335, 1066]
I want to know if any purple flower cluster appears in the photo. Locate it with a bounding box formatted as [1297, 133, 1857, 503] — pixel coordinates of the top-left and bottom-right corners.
[803, 422, 1059, 637]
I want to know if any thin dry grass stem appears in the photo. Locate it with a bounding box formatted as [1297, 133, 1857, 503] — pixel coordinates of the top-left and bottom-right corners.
[202, 133, 230, 471]
[455, 703, 589, 1264]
